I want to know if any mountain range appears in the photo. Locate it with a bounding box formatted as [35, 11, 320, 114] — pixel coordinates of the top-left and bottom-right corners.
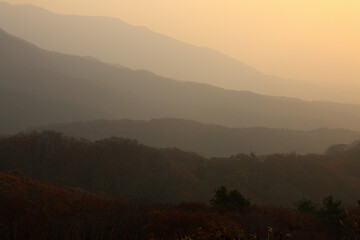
[34, 118, 360, 157]
[0, 1, 358, 104]
[2, 28, 360, 136]
[2, 2, 360, 239]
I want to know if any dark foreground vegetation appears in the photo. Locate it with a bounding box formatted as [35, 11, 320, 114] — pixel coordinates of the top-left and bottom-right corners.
[1, 171, 360, 240]
[1, 131, 360, 206]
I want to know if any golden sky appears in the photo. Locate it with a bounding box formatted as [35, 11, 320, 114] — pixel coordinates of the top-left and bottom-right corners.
[6, 0, 360, 84]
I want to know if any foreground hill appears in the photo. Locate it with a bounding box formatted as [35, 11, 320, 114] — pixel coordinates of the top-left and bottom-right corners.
[35, 118, 360, 157]
[2, 28, 360, 134]
[0, 1, 357, 104]
[0, 170, 344, 240]
[2, 131, 360, 206]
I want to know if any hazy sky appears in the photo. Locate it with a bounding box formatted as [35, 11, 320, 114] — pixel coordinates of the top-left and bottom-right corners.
[6, 0, 360, 85]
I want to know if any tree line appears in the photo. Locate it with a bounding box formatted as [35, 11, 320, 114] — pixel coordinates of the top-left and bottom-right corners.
[1, 131, 360, 206]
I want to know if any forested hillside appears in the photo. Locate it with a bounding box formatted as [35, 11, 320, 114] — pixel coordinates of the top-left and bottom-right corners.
[1, 131, 360, 206]
[3, 170, 357, 240]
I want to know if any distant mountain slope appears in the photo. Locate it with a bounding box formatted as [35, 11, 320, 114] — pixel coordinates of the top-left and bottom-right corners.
[34, 118, 360, 157]
[0, 88, 106, 135]
[2, 28, 360, 134]
[0, 1, 357, 103]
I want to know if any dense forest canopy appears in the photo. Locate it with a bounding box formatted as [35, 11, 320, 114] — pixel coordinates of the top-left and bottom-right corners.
[1, 131, 360, 206]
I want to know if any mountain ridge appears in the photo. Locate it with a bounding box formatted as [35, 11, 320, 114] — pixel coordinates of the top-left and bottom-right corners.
[33, 118, 360, 157]
[2, 28, 360, 134]
[1, 1, 358, 103]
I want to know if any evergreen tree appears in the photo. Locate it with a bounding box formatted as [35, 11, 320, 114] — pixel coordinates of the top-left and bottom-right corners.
[210, 186, 250, 209]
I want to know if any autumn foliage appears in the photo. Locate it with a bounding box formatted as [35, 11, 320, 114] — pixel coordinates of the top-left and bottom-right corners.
[1, 171, 359, 239]
[1, 132, 360, 239]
